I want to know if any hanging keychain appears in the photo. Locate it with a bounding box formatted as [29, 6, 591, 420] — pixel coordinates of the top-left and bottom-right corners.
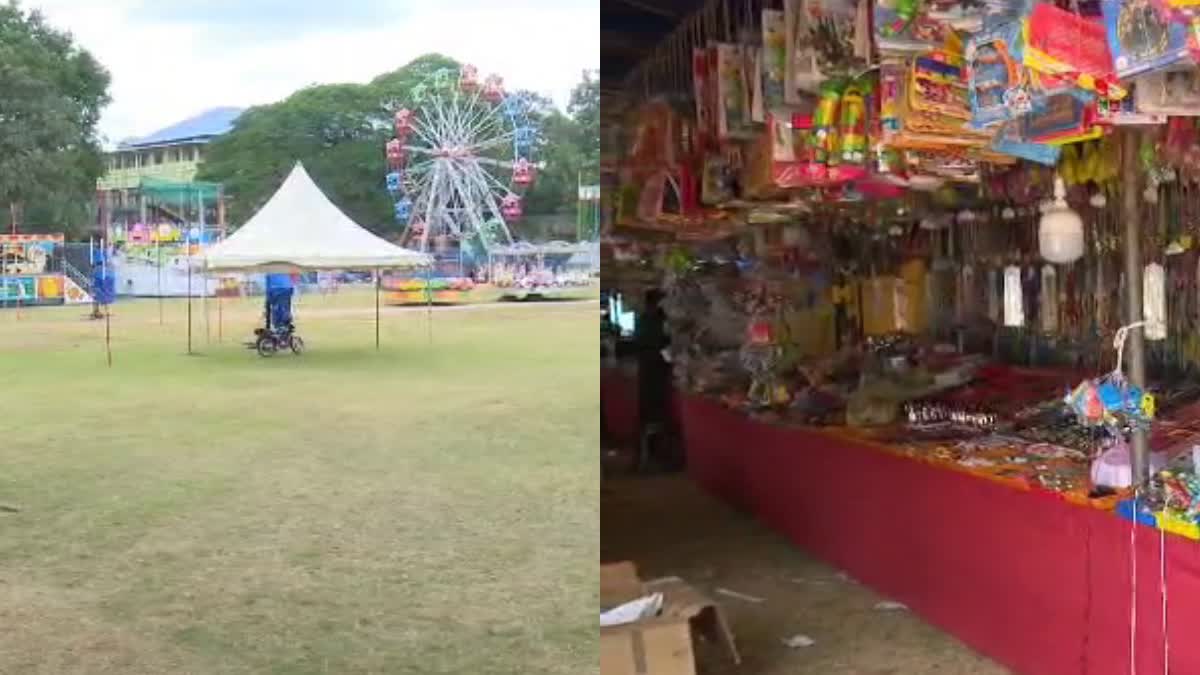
[1042, 264, 1059, 334]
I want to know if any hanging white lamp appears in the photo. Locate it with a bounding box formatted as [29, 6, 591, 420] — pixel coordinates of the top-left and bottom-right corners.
[1038, 176, 1084, 264]
[1003, 265, 1025, 327]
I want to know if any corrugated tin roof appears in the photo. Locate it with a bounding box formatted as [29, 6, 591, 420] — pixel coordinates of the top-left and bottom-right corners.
[118, 106, 244, 150]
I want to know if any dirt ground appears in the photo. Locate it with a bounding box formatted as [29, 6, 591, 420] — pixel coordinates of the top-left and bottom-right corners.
[601, 464, 1010, 675]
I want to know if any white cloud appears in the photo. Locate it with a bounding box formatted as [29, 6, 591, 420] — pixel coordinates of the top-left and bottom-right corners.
[25, 0, 598, 146]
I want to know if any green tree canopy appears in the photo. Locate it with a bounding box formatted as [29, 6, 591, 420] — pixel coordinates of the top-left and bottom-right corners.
[0, 0, 110, 237]
[198, 55, 598, 241]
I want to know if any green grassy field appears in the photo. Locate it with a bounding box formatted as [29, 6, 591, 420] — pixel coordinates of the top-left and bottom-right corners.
[0, 291, 599, 674]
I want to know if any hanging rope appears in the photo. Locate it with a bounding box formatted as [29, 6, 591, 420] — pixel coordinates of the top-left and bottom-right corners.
[1114, 321, 1147, 379]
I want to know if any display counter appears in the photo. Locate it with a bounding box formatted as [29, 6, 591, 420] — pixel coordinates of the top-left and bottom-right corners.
[601, 370, 1200, 675]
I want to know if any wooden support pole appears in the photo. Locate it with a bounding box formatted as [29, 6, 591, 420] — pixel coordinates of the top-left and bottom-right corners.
[1122, 129, 1149, 484]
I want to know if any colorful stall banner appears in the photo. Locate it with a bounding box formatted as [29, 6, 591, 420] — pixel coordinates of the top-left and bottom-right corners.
[0, 276, 36, 302]
[63, 276, 92, 304]
[36, 275, 62, 300]
[0, 234, 60, 276]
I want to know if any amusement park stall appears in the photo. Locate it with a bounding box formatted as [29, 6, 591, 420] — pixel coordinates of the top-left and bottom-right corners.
[595, 0, 1200, 670]
[601, 363, 1200, 675]
[0, 234, 93, 306]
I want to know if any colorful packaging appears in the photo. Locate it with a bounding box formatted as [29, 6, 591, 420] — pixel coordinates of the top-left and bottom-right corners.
[1021, 94, 1102, 145]
[909, 52, 971, 121]
[809, 79, 844, 182]
[1023, 3, 1125, 100]
[785, 0, 824, 99]
[991, 119, 1063, 166]
[1101, 0, 1193, 79]
[875, 0, 960, 55]
[832, 76, 871, 182]
[763, 10, 788, 109]
[965, 21, 1028, 128]
[716, 43, 751, 140]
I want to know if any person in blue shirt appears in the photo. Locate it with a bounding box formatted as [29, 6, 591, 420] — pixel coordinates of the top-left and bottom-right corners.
[264, 272, 294, 330]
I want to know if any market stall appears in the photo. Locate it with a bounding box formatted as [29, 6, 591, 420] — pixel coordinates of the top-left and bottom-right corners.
[601, 0, 1200, 672]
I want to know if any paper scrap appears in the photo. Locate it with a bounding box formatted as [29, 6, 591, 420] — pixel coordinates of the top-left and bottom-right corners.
[782, 634, 815, 648]
[716, 588, 765, 604]
[874, 600, 908, 611]
[600, 592, 664, 627]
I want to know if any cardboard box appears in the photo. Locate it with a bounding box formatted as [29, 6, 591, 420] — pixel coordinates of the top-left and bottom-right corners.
[600, 562, 739, 675]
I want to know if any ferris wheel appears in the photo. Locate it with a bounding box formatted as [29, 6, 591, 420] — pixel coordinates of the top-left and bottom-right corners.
[385, 65, 538, 255]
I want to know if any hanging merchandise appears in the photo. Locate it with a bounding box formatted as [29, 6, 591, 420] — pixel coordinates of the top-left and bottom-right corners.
[1022, 2, 1126, 101]
[1145, 262, 1168, 340]
[1100, 0, 1195, 79]
[763, 9, 788, 109]
[991, 118, 1064, 166]
[831, 75, 872, 182]
[965, 21, 1030, 128]
[1021, 94, 1103, 145]
[987, 266, 1001, 324]
[808, 79, 844, 183]
[1041, 264, 1059, 334]
[1064, 325, 1157, 430]
[785, 0, 826, 99]
[875, 0, 961, 55]
[716, 44, 752, 141]
[1135, 69, 1200, 115]
[746, 45, 766, 125]
[1003, 264, 1025, 327]
[909, 52, 972, 123]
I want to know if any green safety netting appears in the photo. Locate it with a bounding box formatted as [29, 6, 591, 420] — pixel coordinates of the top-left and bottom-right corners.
[139, 177, 222, 205]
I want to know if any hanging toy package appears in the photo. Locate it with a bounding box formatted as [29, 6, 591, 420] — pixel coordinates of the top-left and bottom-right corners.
[1022, 2, 1125, 100]
[770, 112, 818, 188]
[1144, 262, 1167, 341]
[1064, 324, 1158, 432]
[1021, 94, 1103, 145]
[716, 43, 752, 141]
[831, 74, 872, 182]
[762, 9, 788, 109]
[875, 0, 960, 56]
[991, 118, 1063, 166]
[1101, 0, 1194, 80]
[808, 79, 844, 183]
[965, 21, 1030, 128]
[785, 0, 826, 99]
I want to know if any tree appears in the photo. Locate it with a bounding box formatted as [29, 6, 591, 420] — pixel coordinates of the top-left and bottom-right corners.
[198, 56, 599, 242]
[198, 53, 459, 233]
[0, 1, 110, 236]
[568, 69, 599, 184]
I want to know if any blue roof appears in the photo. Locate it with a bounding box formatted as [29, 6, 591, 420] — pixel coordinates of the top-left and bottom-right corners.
[119, 106, 243, 150]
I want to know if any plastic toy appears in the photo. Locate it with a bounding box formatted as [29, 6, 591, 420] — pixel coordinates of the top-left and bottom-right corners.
[1101, 0, 1193, 79]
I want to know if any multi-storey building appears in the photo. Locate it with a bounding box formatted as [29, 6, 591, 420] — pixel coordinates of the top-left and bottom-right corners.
[96, 106, 242, 227]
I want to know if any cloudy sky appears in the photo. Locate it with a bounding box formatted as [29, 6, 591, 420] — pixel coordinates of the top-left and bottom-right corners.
[26, 0, 599, 147]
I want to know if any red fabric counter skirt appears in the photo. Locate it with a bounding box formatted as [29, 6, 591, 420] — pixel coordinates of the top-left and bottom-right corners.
[680, 393, 1200, 675]
[601, 368, 638, 446]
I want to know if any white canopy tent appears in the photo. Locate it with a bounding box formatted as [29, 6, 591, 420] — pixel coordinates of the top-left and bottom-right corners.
[202, 162, 432, 352]
[205, 162, 430, 271]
